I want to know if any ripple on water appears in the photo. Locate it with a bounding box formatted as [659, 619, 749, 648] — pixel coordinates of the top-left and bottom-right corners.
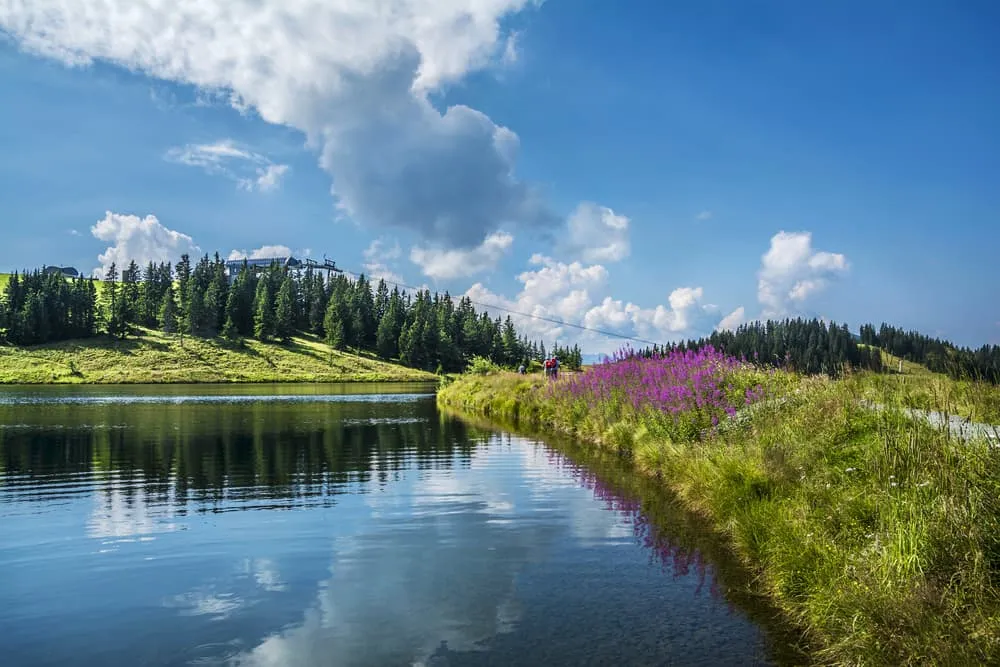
[0, 387, 788, 667]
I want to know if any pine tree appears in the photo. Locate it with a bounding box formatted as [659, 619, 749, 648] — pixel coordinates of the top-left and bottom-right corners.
[274, 275, 295, 342]
[227, 263, 254, 336]
[122, 260, 141, 330]
[501, 316, 519, 367]
[186, 278, 205, 336]
[175, 254, 191, 339]
[323, 296, 345, 356]
[374, 279, 390, 324]
[202, 281, 222, 336]
[221, 282, 241, 341]
[308, 273, 327, 335]
[253, 278, 274, 341]
[160, 283, 178, 334]
[103, 262, 122, 338]
[376, 289, 404, 359]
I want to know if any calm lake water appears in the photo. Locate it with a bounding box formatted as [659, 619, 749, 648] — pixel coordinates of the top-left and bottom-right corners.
[0, 384, 794, 666]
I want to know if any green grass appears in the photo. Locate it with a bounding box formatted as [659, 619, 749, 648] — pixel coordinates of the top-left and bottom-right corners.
[439, 369, 1000, 666]
[857, 344, 943, 378]
[0, 328, 437, 384]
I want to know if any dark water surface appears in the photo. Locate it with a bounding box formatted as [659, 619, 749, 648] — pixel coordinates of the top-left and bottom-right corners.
[0, 384, 791, 666]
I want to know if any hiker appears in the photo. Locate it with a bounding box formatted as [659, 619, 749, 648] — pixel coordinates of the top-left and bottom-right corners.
[518, 363, 526, 375]
[552, 356, 560, 379]
[544, 357, 555, 378]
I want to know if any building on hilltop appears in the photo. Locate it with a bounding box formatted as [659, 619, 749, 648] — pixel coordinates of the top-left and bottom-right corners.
[42, 266, 80, 278]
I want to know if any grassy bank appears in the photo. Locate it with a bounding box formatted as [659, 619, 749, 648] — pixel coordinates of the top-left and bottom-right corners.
[438, 363, 1000, 666]
[0, 328, 436, 384]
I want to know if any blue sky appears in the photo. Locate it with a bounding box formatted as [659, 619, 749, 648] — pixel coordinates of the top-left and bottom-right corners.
[1, 0, 997, 351]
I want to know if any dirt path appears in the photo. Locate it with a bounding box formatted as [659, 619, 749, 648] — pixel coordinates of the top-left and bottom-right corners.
[860, 400, 1000, 443]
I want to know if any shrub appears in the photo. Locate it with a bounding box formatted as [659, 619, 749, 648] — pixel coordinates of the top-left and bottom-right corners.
[467, 355, 502, 376]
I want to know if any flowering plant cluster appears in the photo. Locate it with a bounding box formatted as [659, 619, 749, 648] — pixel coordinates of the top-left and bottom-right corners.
[551, 345, 766, 438]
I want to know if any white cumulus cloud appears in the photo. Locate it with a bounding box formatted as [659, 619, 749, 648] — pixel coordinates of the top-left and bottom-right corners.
[757, 231, 848, 317]
[565, 201, 630, 263]
[410, 231, 514, 280]
[716, 306, 746, 331]
[165, 139, 289, 192]
[91, 211, 200, 278]
[228, 245, 295, 261]
[1, 0, 552, 248]
[362, 239, 405, 285]
[464, 255, 731, 353]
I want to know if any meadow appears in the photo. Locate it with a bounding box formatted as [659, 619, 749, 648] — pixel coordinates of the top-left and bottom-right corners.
[0, 327, 436, 384]
[438, 348, 1000, 666]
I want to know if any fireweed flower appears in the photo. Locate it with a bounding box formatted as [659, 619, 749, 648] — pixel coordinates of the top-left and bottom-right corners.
[550, 345, 766, 439]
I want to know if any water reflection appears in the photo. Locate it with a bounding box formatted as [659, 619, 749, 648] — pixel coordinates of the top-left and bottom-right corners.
[0, 385, 787, 666]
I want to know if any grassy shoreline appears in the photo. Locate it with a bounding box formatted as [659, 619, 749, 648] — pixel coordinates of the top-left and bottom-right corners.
[438, 367, 1000, 666]
[0, 328, 437, 384]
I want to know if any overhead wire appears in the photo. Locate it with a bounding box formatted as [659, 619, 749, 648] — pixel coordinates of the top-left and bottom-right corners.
[332, 265, 666, 349]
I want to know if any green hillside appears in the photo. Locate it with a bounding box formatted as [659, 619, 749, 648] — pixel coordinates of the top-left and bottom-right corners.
[0, 328, 437, 384]
[859, 343, 941, 377]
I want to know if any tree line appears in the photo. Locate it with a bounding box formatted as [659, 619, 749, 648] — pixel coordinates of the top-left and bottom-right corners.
[860, 323, 1000, 384]
[0, 256, 582, 374]
[0, 270, 98, 345]
[635, 318, 885, 377]
[633, 317, 1000, 385]
[17, 259, 994, 382]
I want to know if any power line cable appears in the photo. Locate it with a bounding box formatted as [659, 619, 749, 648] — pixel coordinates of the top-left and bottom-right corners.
[334, 266, 666, 349]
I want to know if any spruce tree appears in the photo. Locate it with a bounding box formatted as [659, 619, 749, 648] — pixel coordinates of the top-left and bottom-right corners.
[274, 275, 295, 342]
[160, 283, 178, 334]
[202, 281, 222, 336]
[221, 284, 240, 341]
[308, 273, 327, 335]
[253, 279, 274, 341]
[323, 297, 345, 357]
[376, 290, 404, 359]
[103, 262, 121, 338]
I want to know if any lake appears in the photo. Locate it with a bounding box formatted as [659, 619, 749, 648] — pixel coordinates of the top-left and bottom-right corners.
[0, 383, 794, 666]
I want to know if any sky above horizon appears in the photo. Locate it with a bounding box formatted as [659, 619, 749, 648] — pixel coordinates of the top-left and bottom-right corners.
[1, 0, 997, 352]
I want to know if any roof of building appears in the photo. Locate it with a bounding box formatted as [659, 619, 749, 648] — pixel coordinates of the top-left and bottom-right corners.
[42, 265, 80, 277]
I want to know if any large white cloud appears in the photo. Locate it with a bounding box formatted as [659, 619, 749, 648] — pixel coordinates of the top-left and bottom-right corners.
[410, 231, 514, 279]
[362, 239, 405, 285]
[465, 255, 731, 352]
[165, 139, 289, 192]
[757, 231, 848, 317]
[716, 306, 746, 332]
[228, 245, 295, 261]
[1, 0, 552, 248]
[565, 201, 630, 263]
[91, 211, 201, 278]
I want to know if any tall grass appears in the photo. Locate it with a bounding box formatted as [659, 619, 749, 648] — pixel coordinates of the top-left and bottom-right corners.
[438, 349, 1000, 666]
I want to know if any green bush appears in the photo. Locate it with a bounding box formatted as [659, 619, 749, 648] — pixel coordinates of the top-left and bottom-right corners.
[467, 355, 502, 376]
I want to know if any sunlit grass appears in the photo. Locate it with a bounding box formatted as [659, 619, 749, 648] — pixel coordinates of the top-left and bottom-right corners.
[439, 364, 1000, 666]
[0, 327, 436, 384]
